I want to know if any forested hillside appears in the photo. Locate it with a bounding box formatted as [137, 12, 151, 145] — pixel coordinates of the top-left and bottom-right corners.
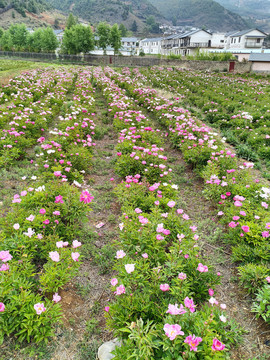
[46, 0, 165, 31]
[0, 0, 51, 16]
[148, 0, 252, 30]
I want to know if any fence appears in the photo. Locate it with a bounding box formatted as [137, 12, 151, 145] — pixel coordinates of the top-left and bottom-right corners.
[0, 51, 252, 73]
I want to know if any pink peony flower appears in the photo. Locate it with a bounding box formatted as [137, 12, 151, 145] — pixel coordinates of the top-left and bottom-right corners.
[53, 211, 60, 215]
[219, 315, 226, 323]
[208, 288, 214, 296]
[261, 202, 268, 209]
[0, 263, 9, 271]
[0, 303, 5, 312]
[0, 250, 12, 262]
[241, 225, 250, 233]
[266, 276, 270, 283]
[178, 272, 187, 280]
[55, 195, 63, 204]
[71, 252, 80, 261]
[234, 201, 242, 207]
[26, 214, 35, 222]
[142, 253, 148, 258]
[34, 303, 46, 315]
[184, 334, 203, 352]
[111, 278, 118, 286]
[197, 263, 208, 273]
[13, 223, 20, 230]
[166, 303, 187, 315]
[80, 190, 94, 204]
[104, 306, 110, 312]
[49, 251, 60, 262]
[209, 297, 219, 306]
[39, 208, 46, 215]
[184, 297, 196, 313]
[167, 200, 176, 208]
[52, 293, 61, 303]
[43, 219, 50, 225]
[163, 324, 184, 340]
[125, 264, 135, 273]
[212, 338, 225, 351]
[115, 250, 126, 259]
[72, 240, 82, 248]
[115, 284, 125, 295]
[160, 284, 170, 291]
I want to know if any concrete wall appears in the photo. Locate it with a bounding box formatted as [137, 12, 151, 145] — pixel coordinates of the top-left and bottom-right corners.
[251, 61, 270, 72]
[0, 51, 252, 73]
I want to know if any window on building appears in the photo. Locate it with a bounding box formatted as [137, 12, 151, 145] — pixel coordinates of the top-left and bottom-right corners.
[234, 39, 236, 43]
[238, 37, 241, 42]
[220, 40, 224, 43]
[257, 38, 261, 43]
[231, 38, 233, 43]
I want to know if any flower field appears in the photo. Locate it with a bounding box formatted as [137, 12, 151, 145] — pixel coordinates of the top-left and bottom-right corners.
[0, 63, 270, 359]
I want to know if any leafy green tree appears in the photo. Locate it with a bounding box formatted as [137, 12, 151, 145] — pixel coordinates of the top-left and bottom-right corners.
[0, 27, 4, 39]
[41, 27, 58, 52]
[97, 22, 111, 54]
[119, 23, 127, 37]
[27, 28, 43, 52]
[9, 24, 28, 51]
[110, 23, 121, 55]
[66, 13, 77, 29]
[0, 31, 12, 51]
[62, 24, 94, 54]
[131, 20, 137, 33]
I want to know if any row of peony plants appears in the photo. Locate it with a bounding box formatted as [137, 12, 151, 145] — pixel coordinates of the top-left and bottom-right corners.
[93, 67, 240, 359]
[106, 66, 270, 325]
[0, 68, 96, 344]
[139, 66, 270, 165]
[0, 68, 78, 168]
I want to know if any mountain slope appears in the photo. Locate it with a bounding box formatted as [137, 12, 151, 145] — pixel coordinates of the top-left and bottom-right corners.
[45, 0, 166, 31]
[215, 0, 270, 18]
[0, 0, 51, 16]
[148, 0, 252, 31]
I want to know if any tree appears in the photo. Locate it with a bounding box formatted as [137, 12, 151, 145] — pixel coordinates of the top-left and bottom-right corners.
[62, 24, 94, 54]
[66, 13, 77, 29]
[41, 27, 58, 52]
[9, 24, 28, 51]
[27, 28, 43, 52]
[97, 22, 111, 54]
[131, 20, 137, 33]
[0, 27, 4, 39]
[110, 23, 121, 55]
[0, 31, 12, 50]
[119, 23, 127, 37]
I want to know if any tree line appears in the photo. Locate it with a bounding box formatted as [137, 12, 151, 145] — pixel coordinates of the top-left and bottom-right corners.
[0, 15, 125, 55]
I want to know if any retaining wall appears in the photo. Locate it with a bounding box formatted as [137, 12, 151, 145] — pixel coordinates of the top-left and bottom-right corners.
[0, 51, 252, 73]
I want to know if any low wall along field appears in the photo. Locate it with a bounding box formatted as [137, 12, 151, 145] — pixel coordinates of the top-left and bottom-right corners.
[0, 51, 252, 72]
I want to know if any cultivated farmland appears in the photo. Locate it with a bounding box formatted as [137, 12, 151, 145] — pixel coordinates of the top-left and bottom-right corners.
[0, 62, 270, 360]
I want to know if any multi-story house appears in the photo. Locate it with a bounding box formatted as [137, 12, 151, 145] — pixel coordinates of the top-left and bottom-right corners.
[225, 28, 267, 50]
[139, 37, 162, 55]
[161, 29, 212, 56]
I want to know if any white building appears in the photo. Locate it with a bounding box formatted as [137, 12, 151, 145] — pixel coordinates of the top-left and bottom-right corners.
[139, 37, 162, 55]
[225, 29, 267, 50]
[210, 33, 226, 49]
[120, 37, 139, 55]
[161, 29, 212, 56]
